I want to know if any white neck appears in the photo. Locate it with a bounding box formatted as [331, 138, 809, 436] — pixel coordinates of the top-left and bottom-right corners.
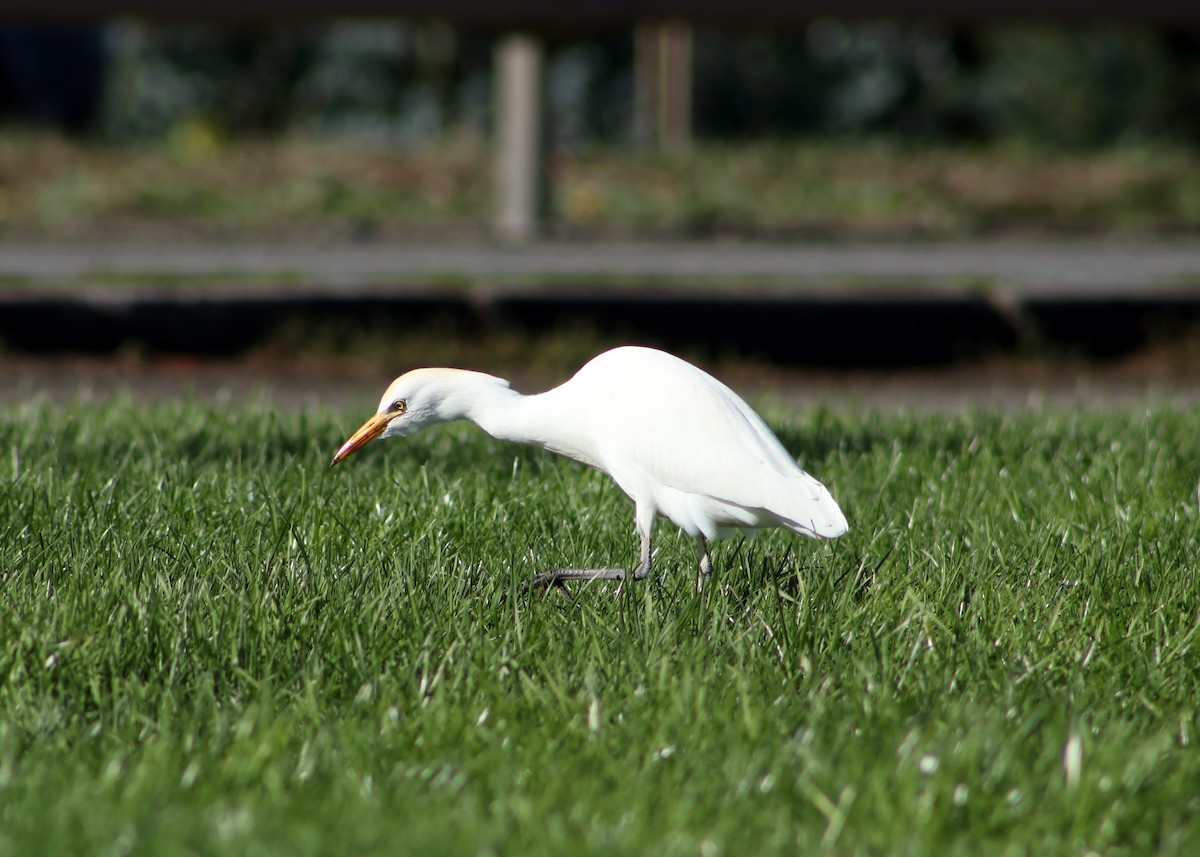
[445, 373, 528, 441]
[434, 371, 597, 468]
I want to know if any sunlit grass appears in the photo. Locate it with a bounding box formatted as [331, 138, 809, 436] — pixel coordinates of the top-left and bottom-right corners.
[1, 397, 1198, 855]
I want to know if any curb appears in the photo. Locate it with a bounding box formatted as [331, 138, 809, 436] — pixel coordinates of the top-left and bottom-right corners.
[4, 278, 1200, 366]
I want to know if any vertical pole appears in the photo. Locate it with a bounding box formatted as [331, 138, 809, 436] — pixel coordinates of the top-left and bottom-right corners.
[633, 21, 693, 151]
[495, 33, 546, 242]
[660, 21, 692, 150]
[634, 23, 659, 148]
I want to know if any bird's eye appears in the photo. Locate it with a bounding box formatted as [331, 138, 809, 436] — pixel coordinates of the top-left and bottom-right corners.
[391, 399, 407, 414]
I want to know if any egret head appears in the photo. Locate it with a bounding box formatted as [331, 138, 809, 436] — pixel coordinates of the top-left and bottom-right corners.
[330, 368, 509, 466]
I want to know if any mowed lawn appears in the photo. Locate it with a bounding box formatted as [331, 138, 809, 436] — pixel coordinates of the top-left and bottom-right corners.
[1, 397, 1198, 855]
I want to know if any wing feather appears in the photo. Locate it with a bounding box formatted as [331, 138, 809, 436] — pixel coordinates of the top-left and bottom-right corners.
[578, 348, 847, 537]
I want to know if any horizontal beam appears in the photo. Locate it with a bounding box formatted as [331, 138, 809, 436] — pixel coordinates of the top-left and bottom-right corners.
[1, 1, 1198, 29]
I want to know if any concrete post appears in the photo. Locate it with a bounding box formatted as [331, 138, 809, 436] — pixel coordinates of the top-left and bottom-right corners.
[494, 33, 546, 241]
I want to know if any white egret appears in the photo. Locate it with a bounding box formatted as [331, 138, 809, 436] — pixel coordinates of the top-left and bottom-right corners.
[331, 345, 847, 593]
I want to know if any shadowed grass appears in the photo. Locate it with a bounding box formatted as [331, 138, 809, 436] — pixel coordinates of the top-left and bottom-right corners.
[1, 398, 1198, 855]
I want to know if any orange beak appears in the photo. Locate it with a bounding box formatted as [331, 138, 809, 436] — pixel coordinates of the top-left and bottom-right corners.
[331, 412, 394, 467]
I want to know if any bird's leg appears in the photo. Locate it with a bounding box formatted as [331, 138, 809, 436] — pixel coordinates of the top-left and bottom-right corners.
[615, 532, 652, 596]
[524, 533, 652, 597]
[695, 536, 713, 592]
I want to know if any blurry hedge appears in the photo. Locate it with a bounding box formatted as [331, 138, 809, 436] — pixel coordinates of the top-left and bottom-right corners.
[11, 21, 1200, 147]
[694, 25, 1200, 146]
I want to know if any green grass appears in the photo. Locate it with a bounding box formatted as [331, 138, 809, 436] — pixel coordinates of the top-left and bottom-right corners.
[4, 133, 1200, 238]
[2, 397, 1199, 855]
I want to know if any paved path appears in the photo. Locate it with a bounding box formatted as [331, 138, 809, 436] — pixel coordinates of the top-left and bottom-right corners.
[3, 238, 1200, 295]
[3, 239, 1199, 366]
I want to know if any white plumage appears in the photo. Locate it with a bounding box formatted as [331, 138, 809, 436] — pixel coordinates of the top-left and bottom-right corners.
[332, 345, 847, 592]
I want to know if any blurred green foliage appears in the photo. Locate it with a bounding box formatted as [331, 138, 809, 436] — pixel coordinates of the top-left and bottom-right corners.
[694, 25, 1200, 146]
[4, 134, 1200, 238]
[81, 21, 1200, 148]
[99, 22, 492, 142]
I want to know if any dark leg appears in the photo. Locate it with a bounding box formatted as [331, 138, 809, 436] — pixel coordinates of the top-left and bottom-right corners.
[526, 532, 652, 597]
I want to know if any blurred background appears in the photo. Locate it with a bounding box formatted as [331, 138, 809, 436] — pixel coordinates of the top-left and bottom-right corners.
[2, 5, 1200, 406]
[7, 19, 1200, 153]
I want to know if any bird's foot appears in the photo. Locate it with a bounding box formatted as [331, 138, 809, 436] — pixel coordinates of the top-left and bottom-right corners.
[523, 567, 629, 598]
[616, 559, 651, 597]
